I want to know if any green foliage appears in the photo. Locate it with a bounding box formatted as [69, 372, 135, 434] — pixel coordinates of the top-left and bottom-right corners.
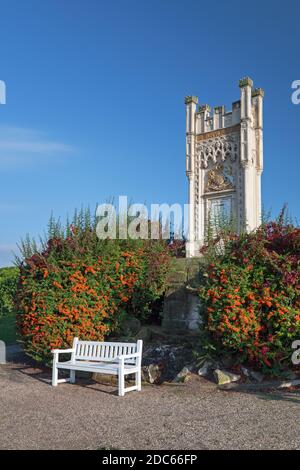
[0, 267, 19, 319]
[0, 313, 16, 344]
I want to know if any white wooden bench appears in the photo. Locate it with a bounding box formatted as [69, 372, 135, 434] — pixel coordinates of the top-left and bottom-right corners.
[51, 338, 143, 396]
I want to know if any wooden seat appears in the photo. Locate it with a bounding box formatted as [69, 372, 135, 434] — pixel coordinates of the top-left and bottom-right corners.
[51, 338, 143, 396]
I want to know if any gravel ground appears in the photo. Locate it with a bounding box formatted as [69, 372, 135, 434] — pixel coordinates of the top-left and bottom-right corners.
[0, 359, 299, 450]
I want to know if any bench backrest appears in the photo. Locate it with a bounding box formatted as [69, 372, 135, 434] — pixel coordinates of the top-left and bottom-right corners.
[72, 338, 142, 364]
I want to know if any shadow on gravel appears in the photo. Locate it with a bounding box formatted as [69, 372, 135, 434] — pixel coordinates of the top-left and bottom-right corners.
[221, 386, 300, 405]
[10, 356, 119, 396]
[254, 390, 300, 404]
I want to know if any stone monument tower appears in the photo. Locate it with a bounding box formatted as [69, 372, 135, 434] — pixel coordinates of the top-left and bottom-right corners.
[185, 77, 264, 257]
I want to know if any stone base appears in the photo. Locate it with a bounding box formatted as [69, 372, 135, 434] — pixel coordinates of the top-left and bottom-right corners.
[162, 258, 203, 331]
[92, 373, 118, 386]
[92, 373, 135, 386]
[185, 240, 203, 258]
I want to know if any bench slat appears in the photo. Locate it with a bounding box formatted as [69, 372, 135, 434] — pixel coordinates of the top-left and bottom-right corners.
[74, 340, 138, 363]
[56, 360, 139, 374]
[76, 341, 137, 348]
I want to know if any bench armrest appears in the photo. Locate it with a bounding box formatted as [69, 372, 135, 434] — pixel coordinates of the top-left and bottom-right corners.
[118, 352, 140, 361]
[51, 348, 75, 354]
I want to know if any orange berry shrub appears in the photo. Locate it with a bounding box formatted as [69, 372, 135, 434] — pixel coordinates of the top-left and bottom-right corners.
[15, 218, 170, 363]
[199, 220, 300, 374]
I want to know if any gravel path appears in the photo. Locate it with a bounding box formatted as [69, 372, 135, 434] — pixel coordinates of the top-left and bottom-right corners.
[0, 360, 299, 450]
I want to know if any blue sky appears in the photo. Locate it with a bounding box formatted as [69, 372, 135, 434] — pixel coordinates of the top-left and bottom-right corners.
[0, 0, 299, 266]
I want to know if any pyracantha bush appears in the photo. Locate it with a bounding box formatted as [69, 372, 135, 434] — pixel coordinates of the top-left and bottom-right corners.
[15, 217, 170, 363]
[199, 220, 300, 374]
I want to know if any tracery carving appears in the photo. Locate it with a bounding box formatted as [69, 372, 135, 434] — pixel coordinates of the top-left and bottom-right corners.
[195, 132, 239, 169]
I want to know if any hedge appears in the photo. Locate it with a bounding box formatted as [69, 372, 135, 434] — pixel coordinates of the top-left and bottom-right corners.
[15, 218, 170, 363]
[199, 221, 300, 374]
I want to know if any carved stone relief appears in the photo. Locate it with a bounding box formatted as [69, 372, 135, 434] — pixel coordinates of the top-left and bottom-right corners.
[195, 132, 239, 169]
[205, 163, 234, 192]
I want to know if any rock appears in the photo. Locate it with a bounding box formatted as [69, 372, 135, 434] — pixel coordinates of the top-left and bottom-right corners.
[241, 366, 251, 378]
[93, 373, 118, 385]
[241, 367, 264, 383]
[142, 344, 194, 382]
[221, 355, 236, 368]
[119, 316, 141, 337]
[172, 366, 192, 383]
[72, 370, 92, 379]
[284, 370, 297, 380]
[249, 370, 264, 383]
[183, 373, 193, 383]
[138, 326, 153, 343]
[214, 369, 241, 385]
[142, 364, 163, 384]
[198, 360, 213, 377]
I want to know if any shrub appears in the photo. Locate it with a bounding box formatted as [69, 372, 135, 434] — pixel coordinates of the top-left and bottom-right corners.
[199, 220, 300, 374]
[167, 239, 186, 258]
[0, 267, 19, 318]
[15, 211, 170, 363]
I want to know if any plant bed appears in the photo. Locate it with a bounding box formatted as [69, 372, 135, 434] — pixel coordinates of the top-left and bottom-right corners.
[198, 217, 300, 377]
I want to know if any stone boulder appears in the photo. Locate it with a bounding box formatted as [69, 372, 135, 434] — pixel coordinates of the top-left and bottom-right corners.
[142, 364, 163, 384]
[142, 344, 195, 383]
[92, 373, 118, 386]
[241, 366, 264, 383]
[213, 369, 241, 385]
[198, 360, 214, 377]
[119, 315, 141, 337]
[250, 370, 264, 382]
[172, 365, 193, 383]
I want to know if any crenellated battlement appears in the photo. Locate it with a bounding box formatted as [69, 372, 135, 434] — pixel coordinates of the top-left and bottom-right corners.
[185, 77, 264, 136]
[195, 99, 241, 134]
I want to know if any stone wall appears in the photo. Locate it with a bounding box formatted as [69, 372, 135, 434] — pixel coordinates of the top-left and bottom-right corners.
[162, 258, 202, 332]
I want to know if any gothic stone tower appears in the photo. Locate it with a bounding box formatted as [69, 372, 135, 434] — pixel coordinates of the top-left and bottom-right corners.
[185, 77, 264, 258]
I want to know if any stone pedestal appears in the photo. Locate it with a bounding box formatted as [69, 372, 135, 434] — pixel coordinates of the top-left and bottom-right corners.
[162, 258, 202, 331]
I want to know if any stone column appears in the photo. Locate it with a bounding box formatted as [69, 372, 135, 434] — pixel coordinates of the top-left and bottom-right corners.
[252, 88, 264, 226]
[239, 77, 254, 231]
[185, 96, 198, 257]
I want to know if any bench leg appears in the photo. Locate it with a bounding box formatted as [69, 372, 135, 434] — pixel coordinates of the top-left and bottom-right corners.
[118, 371, 125, 397]
[52, 364, 58, 387]
[70, 370, 76, 384]
[136, 369, 141, 392]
